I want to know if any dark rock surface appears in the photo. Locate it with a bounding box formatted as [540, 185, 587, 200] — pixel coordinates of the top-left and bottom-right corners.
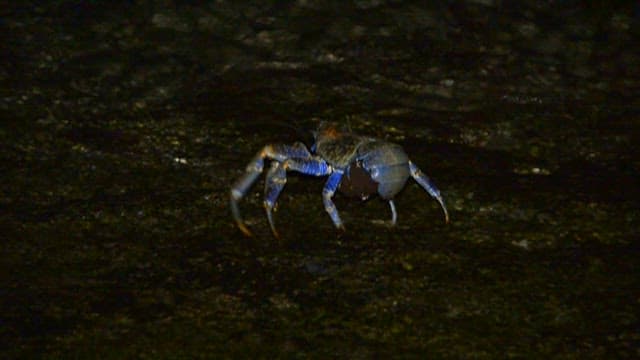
[2, 1, 638, 357]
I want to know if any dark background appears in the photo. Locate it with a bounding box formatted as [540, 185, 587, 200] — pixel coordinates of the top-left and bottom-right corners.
[1, 0, 638, 357]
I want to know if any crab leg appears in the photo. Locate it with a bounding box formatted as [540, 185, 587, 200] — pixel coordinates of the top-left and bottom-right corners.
[230, 142, 311, 236]
[264, 161, 286, 238]
[321, 170, 345, 230]
[408, 160, 449, 223]
[388, 200, 397, 225]
[263, 157, 333, 237]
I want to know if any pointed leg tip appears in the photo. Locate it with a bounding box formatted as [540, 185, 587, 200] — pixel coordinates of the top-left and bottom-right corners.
[237, 222, 254, 237]
[436, 198, 449, 224]
[268, 216, 281, 239]
[265, 205, 281, 239]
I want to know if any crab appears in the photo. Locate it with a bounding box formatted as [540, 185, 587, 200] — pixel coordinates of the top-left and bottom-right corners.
[230, 121, 449, 238]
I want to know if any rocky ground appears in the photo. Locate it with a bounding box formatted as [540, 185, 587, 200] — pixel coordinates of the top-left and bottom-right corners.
[2, 1, 638, 357]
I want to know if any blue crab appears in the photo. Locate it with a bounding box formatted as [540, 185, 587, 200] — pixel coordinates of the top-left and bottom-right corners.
[231, 121, 449, 237]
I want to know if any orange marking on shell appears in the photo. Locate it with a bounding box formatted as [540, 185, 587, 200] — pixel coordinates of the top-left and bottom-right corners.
[260, 145, 273, 157]
[321, 125, 340, 139]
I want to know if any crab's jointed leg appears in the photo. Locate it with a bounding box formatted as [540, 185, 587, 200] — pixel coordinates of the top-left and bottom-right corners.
[264, 161, 286, 238]
[408, 160, 449, 223]
[388, 200, 397, 225]
[264, 157, 332, 237]
[230, 142, 311, 236]
[321, 170, 345, 230]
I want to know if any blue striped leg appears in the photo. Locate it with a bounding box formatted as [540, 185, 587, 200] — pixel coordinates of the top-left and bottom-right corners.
[264, 161, 286, 238]
[231, 142, 311, 236]
[322, 170, 345, 230]
[408, 161, 449, 223]
[264, 156, 332, 237]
